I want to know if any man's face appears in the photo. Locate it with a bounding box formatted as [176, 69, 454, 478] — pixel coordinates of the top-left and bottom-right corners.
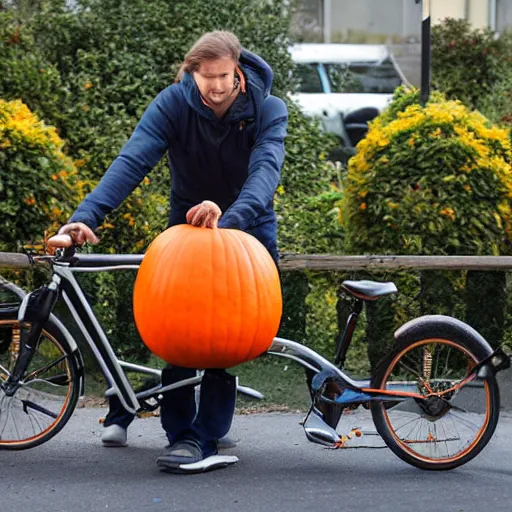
[194, 57, 237, 106]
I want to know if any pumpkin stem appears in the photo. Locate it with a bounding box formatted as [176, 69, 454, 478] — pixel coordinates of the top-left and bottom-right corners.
[186, 200, 222, 229]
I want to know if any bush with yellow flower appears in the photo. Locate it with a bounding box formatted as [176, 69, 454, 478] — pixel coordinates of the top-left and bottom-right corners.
[0, 99, 81, 251]
[344, 86, 512, 257]
[342, 86, 512, 368]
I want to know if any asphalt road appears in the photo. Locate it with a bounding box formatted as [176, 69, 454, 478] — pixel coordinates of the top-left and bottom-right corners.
[2, 407, 512, 512]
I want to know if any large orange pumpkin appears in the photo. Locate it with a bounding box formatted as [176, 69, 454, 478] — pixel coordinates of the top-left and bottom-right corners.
[133, 224, 282, 368]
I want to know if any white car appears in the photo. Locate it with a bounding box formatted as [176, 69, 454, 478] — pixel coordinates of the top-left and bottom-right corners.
[289, 43, 406, 145]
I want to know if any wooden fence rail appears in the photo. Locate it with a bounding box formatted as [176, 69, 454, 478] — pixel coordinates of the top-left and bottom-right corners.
[3, 252, 512, 272]
[278, 254, 512, 272]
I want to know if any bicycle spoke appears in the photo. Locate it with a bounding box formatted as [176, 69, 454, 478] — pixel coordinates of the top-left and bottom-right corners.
[0, 319, 78, 446]
[0, 363, 10, 379]
[448, 410, 483, 432]
[24, 354, 69, 383]
[22, 400, 58, 419]
[380, 338, 492, 463]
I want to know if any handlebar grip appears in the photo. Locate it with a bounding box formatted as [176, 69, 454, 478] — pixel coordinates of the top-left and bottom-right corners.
[0, 253, 32, 269]
[47, 234, 74, 248]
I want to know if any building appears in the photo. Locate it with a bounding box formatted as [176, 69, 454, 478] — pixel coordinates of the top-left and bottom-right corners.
[295, 0, 512, 43]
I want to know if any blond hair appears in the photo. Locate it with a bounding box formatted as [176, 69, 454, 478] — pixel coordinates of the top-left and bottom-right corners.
[175, 31, 241, 81]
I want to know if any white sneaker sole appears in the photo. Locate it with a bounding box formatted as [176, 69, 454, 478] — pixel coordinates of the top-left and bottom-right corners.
[160, 455, 239, 474]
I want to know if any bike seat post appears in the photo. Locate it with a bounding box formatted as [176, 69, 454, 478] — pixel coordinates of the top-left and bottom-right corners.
[334, 297, 363, 368]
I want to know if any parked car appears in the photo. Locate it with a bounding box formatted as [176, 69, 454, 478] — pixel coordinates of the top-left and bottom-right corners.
[289, 43, 406, 149]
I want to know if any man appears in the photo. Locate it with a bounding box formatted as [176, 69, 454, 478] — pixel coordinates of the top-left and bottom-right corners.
[49, 30, 288, 473]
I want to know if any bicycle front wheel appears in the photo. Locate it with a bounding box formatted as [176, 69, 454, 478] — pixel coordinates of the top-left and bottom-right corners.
[0, 312, 81, 449]
[371, 336, 499, 470]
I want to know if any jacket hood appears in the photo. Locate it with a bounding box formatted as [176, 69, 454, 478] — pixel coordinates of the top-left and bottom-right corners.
[179, 48, 274, 122]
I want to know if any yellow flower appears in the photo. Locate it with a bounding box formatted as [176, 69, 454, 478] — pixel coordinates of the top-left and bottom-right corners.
[84, 81, 94, 90]
[386, 200, 400, 209]
[276, 185, 285, 195]
[440, 207, 455, 221]
[325, 291, 337, 306]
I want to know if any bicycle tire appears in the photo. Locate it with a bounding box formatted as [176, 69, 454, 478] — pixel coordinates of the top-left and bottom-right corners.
[371, 329, 500, 471]
[0, 310, 81, 450]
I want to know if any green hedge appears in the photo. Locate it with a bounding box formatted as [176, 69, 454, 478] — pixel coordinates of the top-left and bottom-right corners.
[2, 0, 345, 362]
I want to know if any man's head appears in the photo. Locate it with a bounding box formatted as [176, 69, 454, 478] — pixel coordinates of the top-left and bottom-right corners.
[177, 31, 242, 109]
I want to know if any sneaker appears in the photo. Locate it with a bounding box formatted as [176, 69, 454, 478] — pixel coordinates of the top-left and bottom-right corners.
[156, 440, 204, 472]
[217, 435, 238, 450]
[156, 440, 238, 474]
[101, 424, 128, 447]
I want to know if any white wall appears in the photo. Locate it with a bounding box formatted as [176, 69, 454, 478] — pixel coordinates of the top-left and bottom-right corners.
[328, 0, 422, 41]
[296, 0, 512, 43]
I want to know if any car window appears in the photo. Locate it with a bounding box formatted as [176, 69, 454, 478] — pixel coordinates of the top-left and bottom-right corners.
[326, 59, 402, 93]
[295, 63, 323, 93]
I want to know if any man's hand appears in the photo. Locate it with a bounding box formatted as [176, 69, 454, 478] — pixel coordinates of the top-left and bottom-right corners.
[186, 201, 222, 229]
[47, 222, 99, 248]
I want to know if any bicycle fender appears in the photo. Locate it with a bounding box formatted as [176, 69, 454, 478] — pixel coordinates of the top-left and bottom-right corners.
[394, 314, 493, 360]
[48, 314, 86, 395]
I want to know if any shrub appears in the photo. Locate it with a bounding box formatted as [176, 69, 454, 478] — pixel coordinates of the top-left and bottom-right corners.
[0, 99, 81, 251]
[431, 18, 512, 110]
[1, 0, 345, 363]
[0, 11, 63, 123]
[343, 86, 512, 365]
[478, 66, 512, 131]
[344, 86, 512, 257]
[276, 102, 344, 255]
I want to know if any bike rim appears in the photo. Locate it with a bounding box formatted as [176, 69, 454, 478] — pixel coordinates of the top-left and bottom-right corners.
[0, 320, 73, 446]
[379, 338, 491, 465]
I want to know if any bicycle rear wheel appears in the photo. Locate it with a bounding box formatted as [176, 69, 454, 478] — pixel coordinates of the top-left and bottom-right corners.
[0, 311, 80, 449]
[371, 336, 499, 470]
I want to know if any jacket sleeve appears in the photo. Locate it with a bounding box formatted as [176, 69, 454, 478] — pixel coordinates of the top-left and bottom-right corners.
[69, 88, 177, 229]
[218, 96, 288, 231]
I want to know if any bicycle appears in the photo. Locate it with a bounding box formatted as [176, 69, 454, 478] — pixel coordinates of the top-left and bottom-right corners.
[0, 247, 510, 471]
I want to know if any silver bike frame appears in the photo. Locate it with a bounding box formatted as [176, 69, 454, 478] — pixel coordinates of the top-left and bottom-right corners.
[49, 257, 281, 414]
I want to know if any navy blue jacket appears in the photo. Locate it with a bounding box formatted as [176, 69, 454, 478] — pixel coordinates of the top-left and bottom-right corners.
[70, 49, 288, 261]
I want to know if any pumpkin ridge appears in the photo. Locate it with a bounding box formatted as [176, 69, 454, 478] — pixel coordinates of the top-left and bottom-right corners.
[216, 228, 231, 366]
[231, 230, 257, 364]
[171, 227, 197, 365]
[237, 234, 261, 362]
[227, 229, 244, 361]
[206, 227, 215, 367]
[151, 226, 192, 363]
[246, 234, 282, 357]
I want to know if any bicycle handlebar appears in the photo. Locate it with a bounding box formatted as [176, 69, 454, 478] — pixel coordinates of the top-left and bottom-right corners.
[0, 252, 32, 269]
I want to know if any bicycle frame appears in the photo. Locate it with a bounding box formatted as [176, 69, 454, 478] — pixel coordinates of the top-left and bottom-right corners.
[2, 251, 509, 449]
[50, 253, 374, 416]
